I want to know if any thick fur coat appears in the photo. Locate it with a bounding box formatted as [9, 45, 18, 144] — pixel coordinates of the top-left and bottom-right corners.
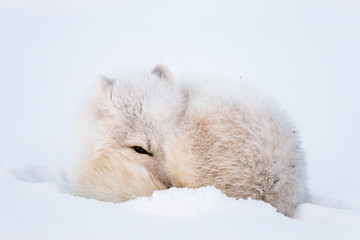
[72, 65, 307, 217]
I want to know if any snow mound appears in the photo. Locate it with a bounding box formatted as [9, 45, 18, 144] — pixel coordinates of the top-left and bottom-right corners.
[123, 186, 278, 218]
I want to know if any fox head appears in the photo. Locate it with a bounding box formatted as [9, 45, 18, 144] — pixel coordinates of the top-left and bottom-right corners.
[72, 65, 187, 202]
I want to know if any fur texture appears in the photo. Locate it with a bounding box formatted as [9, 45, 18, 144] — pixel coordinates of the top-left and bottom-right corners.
[72, 65, 307, 217]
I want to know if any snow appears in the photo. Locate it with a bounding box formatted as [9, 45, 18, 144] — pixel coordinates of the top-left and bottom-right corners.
[1, 165, 359, 240]
[1, 0, 360, 239]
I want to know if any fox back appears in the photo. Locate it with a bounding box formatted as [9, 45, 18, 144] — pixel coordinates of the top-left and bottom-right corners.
[166, 86, 307, 216]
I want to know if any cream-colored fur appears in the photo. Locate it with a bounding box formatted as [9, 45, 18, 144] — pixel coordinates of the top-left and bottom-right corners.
[72, 65, 306, 217]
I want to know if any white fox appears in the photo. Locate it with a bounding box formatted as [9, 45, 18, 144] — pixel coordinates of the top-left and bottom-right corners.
[72, 65, 307, 217]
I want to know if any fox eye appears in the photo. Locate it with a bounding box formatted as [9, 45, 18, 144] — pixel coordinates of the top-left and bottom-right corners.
[132, 146, 152, 156]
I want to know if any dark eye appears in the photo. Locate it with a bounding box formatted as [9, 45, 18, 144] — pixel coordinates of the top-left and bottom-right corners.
[132, 146, 152, 156]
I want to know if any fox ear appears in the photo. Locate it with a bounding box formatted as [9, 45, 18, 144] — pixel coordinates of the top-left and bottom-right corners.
[96, 75, 114, 96]
[151, 64, 174, 84]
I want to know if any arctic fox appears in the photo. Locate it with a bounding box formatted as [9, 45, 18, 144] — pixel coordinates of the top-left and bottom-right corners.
[72, 65, 306, 217]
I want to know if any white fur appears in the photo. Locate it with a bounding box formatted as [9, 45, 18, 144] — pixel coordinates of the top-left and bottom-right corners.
[72, 65, 307, 217]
